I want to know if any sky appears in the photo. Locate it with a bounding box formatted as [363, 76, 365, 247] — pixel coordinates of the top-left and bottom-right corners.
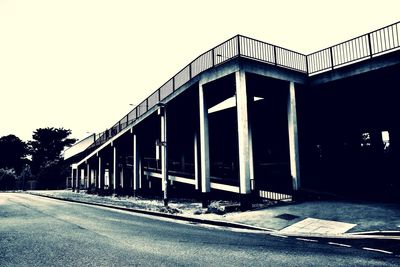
[1, 0, 399, 142]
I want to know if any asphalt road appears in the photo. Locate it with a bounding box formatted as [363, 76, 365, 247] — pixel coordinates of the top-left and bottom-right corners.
[0, 193, 398, 267]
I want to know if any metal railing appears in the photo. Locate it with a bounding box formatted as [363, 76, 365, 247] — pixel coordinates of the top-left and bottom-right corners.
[86, 35, 307, 150]
[308, 21, 400, 74]
[86, 21, 400, 151]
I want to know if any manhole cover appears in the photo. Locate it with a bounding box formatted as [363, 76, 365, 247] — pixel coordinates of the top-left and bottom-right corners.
[275, 213, 299, 221]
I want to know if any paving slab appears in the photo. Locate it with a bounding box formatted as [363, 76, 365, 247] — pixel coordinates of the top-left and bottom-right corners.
[279, 218, 357, 235]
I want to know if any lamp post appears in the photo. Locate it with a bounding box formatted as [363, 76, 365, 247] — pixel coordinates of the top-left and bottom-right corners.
[157, 102, 168, 207]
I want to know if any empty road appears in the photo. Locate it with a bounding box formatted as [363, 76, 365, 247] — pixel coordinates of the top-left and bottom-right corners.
[0, 193, 398, 266]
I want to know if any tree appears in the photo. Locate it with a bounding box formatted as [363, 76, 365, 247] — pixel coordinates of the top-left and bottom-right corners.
[0, 168, 17, 191]
[29, 127, 76, 189]
[18, 164, 33, 191]
[0, 135, 28, 174]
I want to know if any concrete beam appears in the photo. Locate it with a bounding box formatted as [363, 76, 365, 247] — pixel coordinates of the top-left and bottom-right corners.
[309, 50, 400, 86]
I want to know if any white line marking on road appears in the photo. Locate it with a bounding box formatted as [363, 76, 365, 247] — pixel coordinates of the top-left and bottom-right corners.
[296, 238, 318, 242]
[362, 247, 393, 254]
[270, 233, 288, 238]
[328, 242, 351, 248]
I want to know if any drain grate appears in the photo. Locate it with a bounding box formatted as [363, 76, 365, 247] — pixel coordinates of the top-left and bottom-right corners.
[275, 213, 299, 221]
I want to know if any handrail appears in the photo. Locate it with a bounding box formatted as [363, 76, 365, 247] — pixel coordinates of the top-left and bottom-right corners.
[86, 21, 400, 150]
[307, 21, 400, 74]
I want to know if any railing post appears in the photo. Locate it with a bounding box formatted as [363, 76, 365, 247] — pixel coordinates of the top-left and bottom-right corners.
[368, 33, 373, 58]
[172, 77, 175, 91]
[273, 46, 277, 65]
[237, 35, 241, 56]
[211, 49, 215, 66]
[158, 89, 161, 102]
[146, 99, 148, 111]
[305, 55, 309, 74]
[329, 47, 334, 69]
[189, 64, 192, 79]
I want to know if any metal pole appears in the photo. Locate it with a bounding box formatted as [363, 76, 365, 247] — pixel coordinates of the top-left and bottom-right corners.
[160, 106, 168, 206]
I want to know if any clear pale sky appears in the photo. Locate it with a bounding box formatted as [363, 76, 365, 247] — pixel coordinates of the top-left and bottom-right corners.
[1, 0, 399, 142]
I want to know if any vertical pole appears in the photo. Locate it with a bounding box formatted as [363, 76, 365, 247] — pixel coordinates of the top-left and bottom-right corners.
[113, 146, 117, 193]
[288, 81, 301, 192]
[368, 33, 373, 58]
[161, 107, 168, 206]
[87, 163, 90, 189]
[133, 133, 139, 195]
[120, 165, 124, 189]
[194, 132, 199, 190]
[199, 82, 210, 207]
[77, 167, 80, 193]
[235, 70, 252, 210]
[71, 166, 75, 191]
[98, 156, 102, 189]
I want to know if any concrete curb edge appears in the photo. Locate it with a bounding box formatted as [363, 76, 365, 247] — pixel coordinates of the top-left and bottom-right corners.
[27, 192, 274, 232]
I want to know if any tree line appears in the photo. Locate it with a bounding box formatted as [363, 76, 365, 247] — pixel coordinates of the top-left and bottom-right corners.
[0, 127, 76, 190]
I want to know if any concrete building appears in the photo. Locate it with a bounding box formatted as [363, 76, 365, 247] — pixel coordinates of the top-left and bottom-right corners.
[66, 22, 400, 207]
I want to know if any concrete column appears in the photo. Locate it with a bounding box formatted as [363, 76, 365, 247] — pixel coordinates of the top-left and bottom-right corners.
[133, 133, 139, 194]
[76, 167, 80, 193]
[90, 169, 95, 188]
[98, 156, 102, 189]
[235, 70, 252, 196]
[194, 132, 199, 190]
[199, 82, 210, 198]
[288, 81, 301, 191]
[160, 107, 168, 206]
[86, 163, 90, 189]
[71, 166, 75, 191]
[113, 146, 117, 192]
[249, 121, 255, 190]
[120, 167, 124, 188]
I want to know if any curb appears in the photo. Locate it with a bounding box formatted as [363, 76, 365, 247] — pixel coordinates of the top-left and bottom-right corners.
[27, 193, 274, 232]
[276, 231, 400, 240]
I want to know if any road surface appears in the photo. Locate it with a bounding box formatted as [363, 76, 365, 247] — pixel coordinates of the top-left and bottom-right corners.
[0, 193, 398, 266]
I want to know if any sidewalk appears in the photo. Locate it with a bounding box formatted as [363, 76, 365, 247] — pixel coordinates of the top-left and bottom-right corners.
[27, 190, 400, 238]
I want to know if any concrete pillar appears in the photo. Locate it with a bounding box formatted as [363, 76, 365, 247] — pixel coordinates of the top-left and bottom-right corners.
[71, 166, 75, 191]
[120, 167, 124, 188]
[288, 81, 301, 191]
[86, 163, 90, 189]
[194, 132, 199, 190]
[160, 107, 168, 206]
[98, 156, 102, 189]
[133, 133, 139, 194]
[235, 71, 252, 196]
[90, 169, 95, 188]
[113, 146, 117, 192]
[199, 82, 210, 193]
[76, 167, 80, 193]
[199, 82, 210, 207]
